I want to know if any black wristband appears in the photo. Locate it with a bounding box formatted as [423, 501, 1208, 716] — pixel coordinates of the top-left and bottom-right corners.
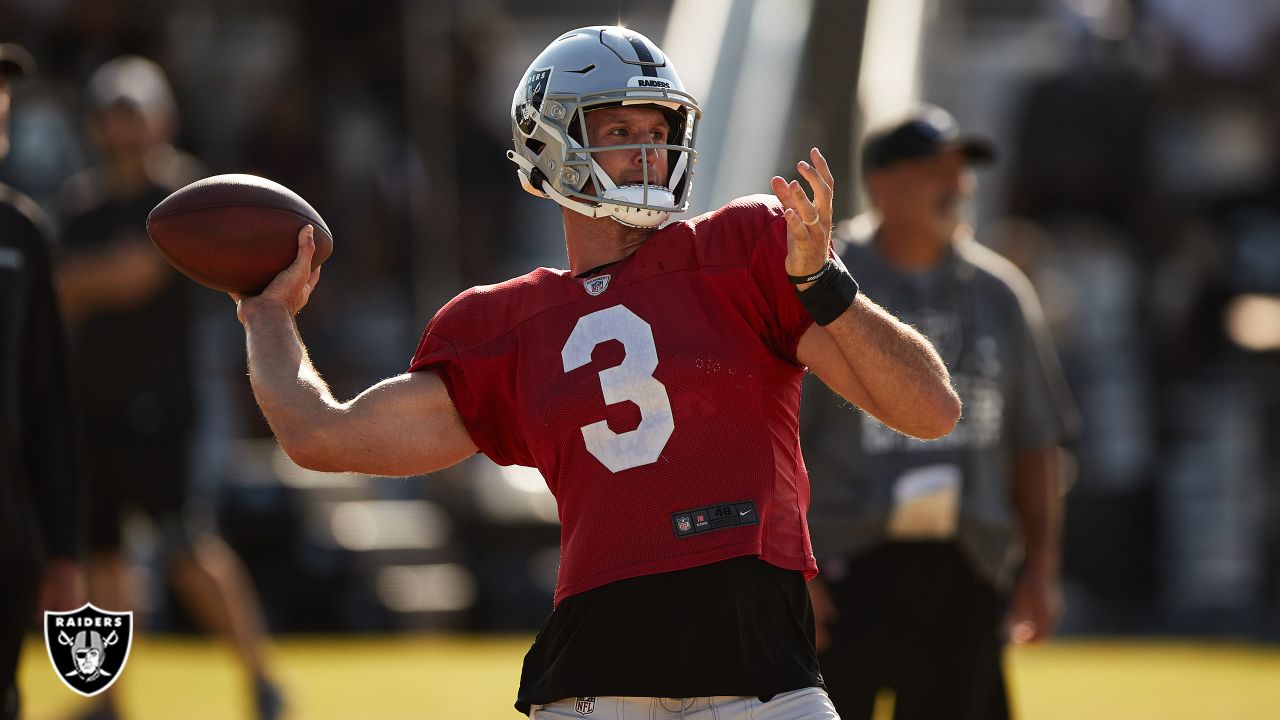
[788, 260, 832, 285]
[797, 263, 858, 325]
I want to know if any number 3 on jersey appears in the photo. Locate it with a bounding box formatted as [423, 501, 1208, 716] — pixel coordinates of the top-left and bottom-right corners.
[561, 305, 674, 472]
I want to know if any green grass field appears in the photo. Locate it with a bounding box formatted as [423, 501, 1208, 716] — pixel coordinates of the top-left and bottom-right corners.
[18, 636, 1280, 719]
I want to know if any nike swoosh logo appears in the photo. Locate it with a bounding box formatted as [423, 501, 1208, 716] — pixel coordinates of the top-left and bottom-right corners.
[740, 510, 752, 516]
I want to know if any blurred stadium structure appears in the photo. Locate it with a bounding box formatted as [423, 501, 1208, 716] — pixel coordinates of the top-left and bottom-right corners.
[1, 0, 1278, 645]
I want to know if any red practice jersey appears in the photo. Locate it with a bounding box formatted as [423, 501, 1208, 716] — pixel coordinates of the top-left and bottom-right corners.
[409, 195, 819, 604]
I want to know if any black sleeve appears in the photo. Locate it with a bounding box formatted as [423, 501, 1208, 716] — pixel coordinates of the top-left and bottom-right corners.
[21, 222, 84, 560]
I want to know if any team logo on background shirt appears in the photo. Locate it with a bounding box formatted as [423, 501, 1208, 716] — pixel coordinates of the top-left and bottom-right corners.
[44, 604, 133, 697]
[576, 696, 596, 715]
[582, 274, 611, 296]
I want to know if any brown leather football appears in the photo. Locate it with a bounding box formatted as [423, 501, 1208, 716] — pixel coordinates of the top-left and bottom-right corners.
[146, 174, 333, 294]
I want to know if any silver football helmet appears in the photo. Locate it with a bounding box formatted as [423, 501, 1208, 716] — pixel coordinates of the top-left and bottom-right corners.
[508, 26, 700, 228]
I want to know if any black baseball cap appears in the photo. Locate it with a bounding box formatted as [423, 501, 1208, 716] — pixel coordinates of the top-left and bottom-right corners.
[0, 43, 35, 79]
[861, 104, 996, 174]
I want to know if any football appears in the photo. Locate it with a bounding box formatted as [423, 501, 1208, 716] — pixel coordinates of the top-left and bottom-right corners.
[146, 174, 333, 294]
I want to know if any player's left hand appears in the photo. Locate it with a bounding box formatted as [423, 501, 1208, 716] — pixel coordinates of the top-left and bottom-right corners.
[770, 147, 834, 287]
[1006, 567, 1062, 644]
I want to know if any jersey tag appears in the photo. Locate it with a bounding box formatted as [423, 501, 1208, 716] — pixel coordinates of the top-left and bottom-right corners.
[672, 501, 758, 538]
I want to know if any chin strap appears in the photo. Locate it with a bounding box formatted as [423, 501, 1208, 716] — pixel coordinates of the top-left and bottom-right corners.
[600, 188, 673, 228]
[507, 150, 676, 229]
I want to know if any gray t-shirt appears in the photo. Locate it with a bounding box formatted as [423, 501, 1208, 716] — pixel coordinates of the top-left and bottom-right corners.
[802, 222, 1078, 589]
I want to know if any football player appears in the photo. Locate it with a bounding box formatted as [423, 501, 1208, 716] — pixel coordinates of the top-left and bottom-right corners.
[233, 26, 960, 719]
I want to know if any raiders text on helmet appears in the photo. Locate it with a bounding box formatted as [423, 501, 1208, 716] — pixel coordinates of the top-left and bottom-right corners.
[507, 26, 701, 228]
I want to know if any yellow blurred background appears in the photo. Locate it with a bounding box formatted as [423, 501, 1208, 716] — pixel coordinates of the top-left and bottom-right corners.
[18, 637, 1280, 720]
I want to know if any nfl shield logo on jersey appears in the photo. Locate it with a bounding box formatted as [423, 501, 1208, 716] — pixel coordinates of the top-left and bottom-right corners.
[582, 275, 611, 296]
[575, 697, 596, 716]
[677, 515, 692, 533]
[44, 604, 133, 697]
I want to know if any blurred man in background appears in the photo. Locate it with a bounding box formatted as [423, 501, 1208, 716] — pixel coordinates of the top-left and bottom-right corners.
[803, 105, 1079, 720]
[57, 55, 283, 720]
[0, 42, 85, 720]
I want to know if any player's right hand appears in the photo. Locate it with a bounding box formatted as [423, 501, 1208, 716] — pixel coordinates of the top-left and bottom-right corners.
[232, 225, 323, 324]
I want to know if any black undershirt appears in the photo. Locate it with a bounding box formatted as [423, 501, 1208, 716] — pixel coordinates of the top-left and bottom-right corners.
[575, 260, 619, 278]
[514, 555, 825, 714]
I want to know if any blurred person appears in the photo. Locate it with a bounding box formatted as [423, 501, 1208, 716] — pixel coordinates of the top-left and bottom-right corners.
[57, 56, 283, 720]
[0, 42, 85, 720]
[232, 26, 960, 719]
[802, 106, 1079, 720]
